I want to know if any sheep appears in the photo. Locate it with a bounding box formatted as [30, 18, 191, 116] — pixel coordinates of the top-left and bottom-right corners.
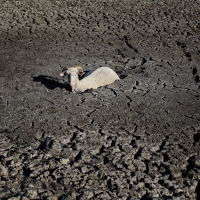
[60, 66, 120, 93]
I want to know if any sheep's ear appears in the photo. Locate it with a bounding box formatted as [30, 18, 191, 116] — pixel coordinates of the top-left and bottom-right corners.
[78, 71, 85, 76]
[74, 66, 83, 72]
[60, 67, 69, 76]
[75, 66, 85, 76]
[63, 66, 68, 71]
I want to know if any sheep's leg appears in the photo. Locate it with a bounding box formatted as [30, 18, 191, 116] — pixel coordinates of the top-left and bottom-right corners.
[72, 89, 77, 93]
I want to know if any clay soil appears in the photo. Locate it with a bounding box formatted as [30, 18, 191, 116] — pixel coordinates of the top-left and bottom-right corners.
[0, 0, 200, 199]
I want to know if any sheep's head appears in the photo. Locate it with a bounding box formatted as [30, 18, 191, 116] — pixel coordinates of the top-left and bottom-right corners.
[60, 66, 85, 92]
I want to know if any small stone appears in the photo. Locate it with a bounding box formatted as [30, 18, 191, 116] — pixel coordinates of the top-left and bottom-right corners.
[43, 170, 50, 177]
[21, 197, 29, 200]
[26, 189, 38, 199]
[0, 164, 8, 177]
[61, 158, 70, 165]
[7, 196, 20, 200]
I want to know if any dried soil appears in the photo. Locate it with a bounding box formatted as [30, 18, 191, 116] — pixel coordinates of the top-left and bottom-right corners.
[0, 0, 200, 199]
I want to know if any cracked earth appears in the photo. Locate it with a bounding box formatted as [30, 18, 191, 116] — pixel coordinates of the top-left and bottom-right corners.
[0, 0, 200, 199]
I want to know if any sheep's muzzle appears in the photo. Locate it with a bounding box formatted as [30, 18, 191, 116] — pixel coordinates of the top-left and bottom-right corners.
[68, 74, 76, 86]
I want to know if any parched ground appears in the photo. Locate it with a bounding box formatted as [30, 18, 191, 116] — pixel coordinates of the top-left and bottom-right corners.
[0, 0, 200, 199]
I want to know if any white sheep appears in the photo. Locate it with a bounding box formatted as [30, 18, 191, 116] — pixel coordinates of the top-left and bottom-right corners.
[60, 66, 120, 93]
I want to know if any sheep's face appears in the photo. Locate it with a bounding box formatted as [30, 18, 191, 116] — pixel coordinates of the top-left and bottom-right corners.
[67, 68, 79, 87]
[60, 66, 85, 92]
[60, 67, 79, 92]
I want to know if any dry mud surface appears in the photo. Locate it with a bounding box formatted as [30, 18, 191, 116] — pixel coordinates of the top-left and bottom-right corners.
[0, 0, 200, 199]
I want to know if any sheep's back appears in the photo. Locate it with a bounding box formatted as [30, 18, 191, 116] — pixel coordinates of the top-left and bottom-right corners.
[80, 67, 120, 89]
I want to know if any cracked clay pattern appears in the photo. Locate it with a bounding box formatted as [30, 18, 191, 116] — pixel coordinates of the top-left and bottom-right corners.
[0, 0, 200, 199]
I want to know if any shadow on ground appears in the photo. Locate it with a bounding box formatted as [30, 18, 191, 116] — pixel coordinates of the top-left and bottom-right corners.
[33, 75, 71, 91]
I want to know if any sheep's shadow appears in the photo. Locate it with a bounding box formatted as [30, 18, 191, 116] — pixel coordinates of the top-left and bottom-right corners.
[32, 75, 71, 91]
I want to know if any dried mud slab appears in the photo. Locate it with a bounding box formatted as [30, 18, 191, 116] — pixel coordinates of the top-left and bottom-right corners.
[0, 0, 200, 199]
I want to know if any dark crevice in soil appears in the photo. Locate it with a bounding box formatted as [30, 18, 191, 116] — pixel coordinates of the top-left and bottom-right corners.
[193, 131, 200, 143]
[70, 132, 78, 142]
[195, 181, 200, 200]
[195, 75, 200, 83]
[193, 67, 197, 75]
[103, 156, 110, 165]
[74, 151, 83, 162]
[163, 153, 170, 162]
[182, 155, 196, 178]
[23, 167, 33, 178]
[134, 148, 142, 159]
[38, 137, 53, 151]
[140, 193, 150, 200]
